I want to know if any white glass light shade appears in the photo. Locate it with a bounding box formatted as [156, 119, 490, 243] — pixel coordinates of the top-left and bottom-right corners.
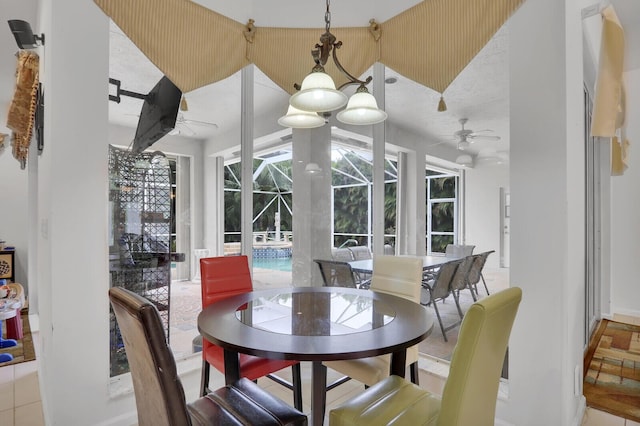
[336, 91, 388, 125]
[456, 154, 473, 168]
[304, 162, 322, 174]
[457, 140, 470, 150]
[277, 106, 325, 129]
[290, 72, 348, 112]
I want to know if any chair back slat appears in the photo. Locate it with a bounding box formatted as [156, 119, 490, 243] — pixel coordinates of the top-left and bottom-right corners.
[331, 248, 354, 262]
[429, 260, 461, 300]
[467, 250, 494, 285]
[348, 246, 373, 261]
[449, 256, 474, 292]
[445, 244, 476, 257]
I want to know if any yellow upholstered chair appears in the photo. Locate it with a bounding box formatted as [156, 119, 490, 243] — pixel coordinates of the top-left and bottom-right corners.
[324, 255, 424, 387]
[329, 286, 522, 426]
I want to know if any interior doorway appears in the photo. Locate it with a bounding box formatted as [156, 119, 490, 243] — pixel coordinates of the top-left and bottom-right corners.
[584, 86, 601, 347]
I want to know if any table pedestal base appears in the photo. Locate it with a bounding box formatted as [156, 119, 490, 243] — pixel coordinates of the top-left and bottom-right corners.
[311, 361, 328, 426]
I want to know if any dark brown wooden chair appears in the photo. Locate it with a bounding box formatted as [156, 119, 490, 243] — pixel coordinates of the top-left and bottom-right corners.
[108, 286, 307, 426]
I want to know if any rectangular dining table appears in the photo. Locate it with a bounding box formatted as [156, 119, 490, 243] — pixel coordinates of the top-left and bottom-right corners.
[349, 254, 463, 275]
[198, 286, 434, 425]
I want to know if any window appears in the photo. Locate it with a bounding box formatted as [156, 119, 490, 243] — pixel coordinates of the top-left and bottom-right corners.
[426, 171, 458, 254]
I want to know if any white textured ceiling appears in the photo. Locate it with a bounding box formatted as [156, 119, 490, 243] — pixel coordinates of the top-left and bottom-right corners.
[2, 1, 639, 163]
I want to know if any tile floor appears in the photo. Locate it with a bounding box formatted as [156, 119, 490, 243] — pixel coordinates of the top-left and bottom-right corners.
[0, 315, 44, 426]
[1, 309, 638, 425]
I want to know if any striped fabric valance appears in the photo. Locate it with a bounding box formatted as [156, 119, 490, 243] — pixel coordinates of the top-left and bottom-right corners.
[94, 0, 524, 100]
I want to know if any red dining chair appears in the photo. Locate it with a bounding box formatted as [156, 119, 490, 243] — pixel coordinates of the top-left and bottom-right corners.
[199, 255, 303, 411]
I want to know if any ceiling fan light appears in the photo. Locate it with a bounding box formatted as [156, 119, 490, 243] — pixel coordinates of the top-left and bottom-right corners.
[458, 140, 470, 150]
[476, 148, 507, 166]
[278, 105, 326, 129]
[290, 71, 348, 112]
[456, 154, 473, 168]
[336, 91, 387, 125]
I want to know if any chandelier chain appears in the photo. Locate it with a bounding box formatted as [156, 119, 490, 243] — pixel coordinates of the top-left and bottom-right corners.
[325, 0, 331, 32]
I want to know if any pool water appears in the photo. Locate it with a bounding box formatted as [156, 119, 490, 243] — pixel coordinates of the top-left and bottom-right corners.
[253, 257, 292, 272]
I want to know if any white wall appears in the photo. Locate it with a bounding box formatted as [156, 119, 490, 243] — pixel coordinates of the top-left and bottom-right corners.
[0, 152, 29, 286]
[609, 67, 640, 317]
[0, 0, 36, 290]
[464, 163, 508, 268]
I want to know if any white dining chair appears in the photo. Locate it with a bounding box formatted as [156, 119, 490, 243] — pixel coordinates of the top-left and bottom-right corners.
[323, 255, 424, 390]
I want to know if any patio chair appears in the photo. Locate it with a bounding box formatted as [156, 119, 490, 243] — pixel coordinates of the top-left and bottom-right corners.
[329, 287, 522, 426]
[348, 245, 373, 285]
[108, 287, 307, 426]
[347, 245, 372, 260]
[421, 259, 463, 341]
[323, 255, 424, 389]
[331, 247, 355, 262]
[199, 255, 303, 410]
[445, 244, 476, 257]
[449, 255, 476, 318]
[466, 250, 495, 300]
[314, 259, 359, 288]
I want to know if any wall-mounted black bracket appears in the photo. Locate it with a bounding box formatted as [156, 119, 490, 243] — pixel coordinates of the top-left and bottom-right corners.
[108, 78, 148, 103]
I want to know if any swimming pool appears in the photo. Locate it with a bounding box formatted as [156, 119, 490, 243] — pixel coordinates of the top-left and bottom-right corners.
[253, 257, 292, 272]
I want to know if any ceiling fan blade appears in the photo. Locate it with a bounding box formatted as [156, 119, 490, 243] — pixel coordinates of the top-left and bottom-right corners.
[469, 134, 501, 141]
[179, 123, 197, 136]
[184, 118, 218, 128]
[426, 139, 452, 148]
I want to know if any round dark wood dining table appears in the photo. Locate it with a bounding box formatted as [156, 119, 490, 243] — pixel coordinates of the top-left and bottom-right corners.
[198, 286, 433, 425]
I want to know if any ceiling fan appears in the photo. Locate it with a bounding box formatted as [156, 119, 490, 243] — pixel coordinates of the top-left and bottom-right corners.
[167, 96, 219, 136]
[169, 112, 218, 136]
[453, 118, 501, 150]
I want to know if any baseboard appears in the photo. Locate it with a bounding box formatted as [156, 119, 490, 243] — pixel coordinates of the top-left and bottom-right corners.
[572, 396, 587, 426]
[612, 308, 640, 319]
[418, 353, 450, 378]
[27, 313, 39, 332]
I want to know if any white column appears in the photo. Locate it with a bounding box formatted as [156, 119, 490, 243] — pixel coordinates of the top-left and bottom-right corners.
[372, 63, 386, 254]
[396, 149, 426, 256]
[503, 0, 586, 424]
[39, 0, 115, 423]
[292, 126, 332, 287]
[396, 152, 408, 255]
[240, 65, 254, 265]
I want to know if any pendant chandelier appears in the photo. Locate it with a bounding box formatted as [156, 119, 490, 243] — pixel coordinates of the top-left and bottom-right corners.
[278, 0, 387, 129]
